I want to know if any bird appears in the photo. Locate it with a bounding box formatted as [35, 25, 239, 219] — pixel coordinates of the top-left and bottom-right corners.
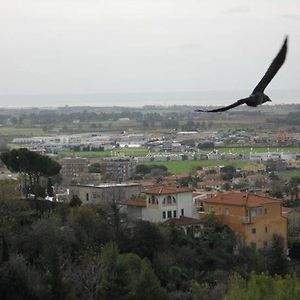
[195, 36, 288, 112]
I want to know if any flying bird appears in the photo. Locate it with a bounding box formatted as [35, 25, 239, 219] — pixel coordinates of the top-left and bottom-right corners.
[195, 36, 288, 112]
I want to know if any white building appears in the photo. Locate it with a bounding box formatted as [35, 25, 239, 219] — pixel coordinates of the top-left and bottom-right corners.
[126, 186, 197, 223]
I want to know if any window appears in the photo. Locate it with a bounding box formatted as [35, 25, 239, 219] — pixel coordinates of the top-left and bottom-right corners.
[167, 195, 172, 205]
[86, 193, 89, 201]
[264, 208, 268, 215]
[173, 210, 177, 218]
[151, 195, 156, 204]
[151, 195, 158, 204]
[258, 208, 262, 216]
[263, 241, 268, 248]
[163, 198, 166, 204]
[167, 211, 172, 218]
[162, 211, 166, 219]
[251, 209, 257, 217]
[265, 226, 268, 233]
[252, 228, 256, 234]
[172, 196, 176, 204]
[225, 208, 229, 215]
[181, 209, 184, 216]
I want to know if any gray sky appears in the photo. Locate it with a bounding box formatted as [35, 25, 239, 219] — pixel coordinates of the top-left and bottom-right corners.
[0, 0, 299, 98]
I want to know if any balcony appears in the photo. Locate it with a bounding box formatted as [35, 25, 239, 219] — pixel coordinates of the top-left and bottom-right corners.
[239, 216, 251, 223]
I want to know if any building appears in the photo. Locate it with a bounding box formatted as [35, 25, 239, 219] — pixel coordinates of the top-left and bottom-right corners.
[101, 158, 136, 181]
[164, 216, 205, 238]
[70, 182, 141, 204]
[202, 192, 287, 250]
[126, 186, 197, 223]
[60, 157, 88, 185]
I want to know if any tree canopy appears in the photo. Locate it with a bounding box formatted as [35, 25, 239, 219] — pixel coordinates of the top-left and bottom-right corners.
[0, 148, 61, 198]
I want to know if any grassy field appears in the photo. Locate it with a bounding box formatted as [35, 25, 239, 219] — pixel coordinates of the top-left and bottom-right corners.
[280, 170, 300, 180]
[142, 160, 261, 174]
[58, 147, 151, 158]
[0, 127, 45, 137]
[208, 147, 300, 154]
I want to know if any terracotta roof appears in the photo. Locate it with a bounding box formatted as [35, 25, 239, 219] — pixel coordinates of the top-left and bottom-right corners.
[201, 179, 226, 186]
[126, 199, 147, 207]
[133, 179, 156, 188]
[143, 186, 193, 195]
[204, 192, 282, 208]
[164, 216, 203, 225]
[163, 174, 190, 181]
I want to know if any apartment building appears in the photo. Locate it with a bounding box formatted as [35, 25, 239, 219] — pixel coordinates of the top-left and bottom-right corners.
[101, 158, 136, 181]
[202, 192, 287, 250]
[60, 157, 88, 185]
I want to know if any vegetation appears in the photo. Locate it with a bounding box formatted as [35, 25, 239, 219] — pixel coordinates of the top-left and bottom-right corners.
[0, 127, 46, 137]
[0, 179, 298, 299]
[143, 160, 260, 174]
[0, 148, 61, 199]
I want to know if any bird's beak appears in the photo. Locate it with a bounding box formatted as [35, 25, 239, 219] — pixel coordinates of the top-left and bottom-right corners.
[268, 99, 272, 102]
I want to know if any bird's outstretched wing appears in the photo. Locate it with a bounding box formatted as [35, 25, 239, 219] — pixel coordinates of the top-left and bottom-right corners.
[252, 36, 288, 94]
[195, 98, 247, 112]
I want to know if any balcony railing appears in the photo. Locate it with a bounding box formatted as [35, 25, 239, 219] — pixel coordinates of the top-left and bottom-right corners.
[239, 216, 251, 223]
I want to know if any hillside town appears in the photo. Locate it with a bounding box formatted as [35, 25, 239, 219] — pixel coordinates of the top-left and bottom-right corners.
[1, 105, 300, 298]
[1, 112, 300, 254]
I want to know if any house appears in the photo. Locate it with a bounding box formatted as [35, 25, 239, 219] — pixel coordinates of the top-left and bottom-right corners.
[282, 207, 300, 242]
[126, 186, 197, 223]
[202, 192, 288, 250]
[199, 179, 226, 190]
[70, 182, 141, 204]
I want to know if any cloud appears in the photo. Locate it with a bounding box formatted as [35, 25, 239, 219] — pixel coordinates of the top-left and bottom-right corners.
[180, 43, 204, 50]
[224, 5, 250, 15]
[282, 14, 300, 20]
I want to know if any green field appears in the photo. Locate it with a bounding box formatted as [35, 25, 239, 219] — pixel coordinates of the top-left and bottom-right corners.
[58, 147, 151, 158]
[0, 127, 45, 137]
[142, 160, 261, 174]
[208, 147, 300, 154]
[280, 170, 300, 180]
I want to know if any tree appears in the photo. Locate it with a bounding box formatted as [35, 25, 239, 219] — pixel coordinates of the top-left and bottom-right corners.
[225, 272, 300, 300]
[221, 165, 237, 181]
[1, 149, 61, 199]
[287, 177, 300, 201]
[99, 243, 166, 300]
[88, 163, 101, 173]
[69, 195, 82, 208]
[266, 234, 288, 276]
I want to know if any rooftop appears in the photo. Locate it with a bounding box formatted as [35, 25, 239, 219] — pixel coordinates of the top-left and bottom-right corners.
[144, 186, 193, 195]
[126, 198, 147, 208]
[72, 182, 141, 188]
[204, 192, 282, 208]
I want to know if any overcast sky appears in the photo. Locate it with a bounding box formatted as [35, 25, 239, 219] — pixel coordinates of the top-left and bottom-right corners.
[0, 0, 299, 98]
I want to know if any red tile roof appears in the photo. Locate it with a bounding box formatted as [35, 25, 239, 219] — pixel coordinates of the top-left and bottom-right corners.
[144, 186, 193, 195]
[163, 174, 190, 181]
[164, 216, 203, 225]
[204, 192, 282, 208]
[126, 199, 147, 207]
[201, 179, 226, 186]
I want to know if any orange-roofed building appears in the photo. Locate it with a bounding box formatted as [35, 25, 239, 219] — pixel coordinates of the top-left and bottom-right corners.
[202, 192, 287, 250]
[126, 186, 197, 223]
